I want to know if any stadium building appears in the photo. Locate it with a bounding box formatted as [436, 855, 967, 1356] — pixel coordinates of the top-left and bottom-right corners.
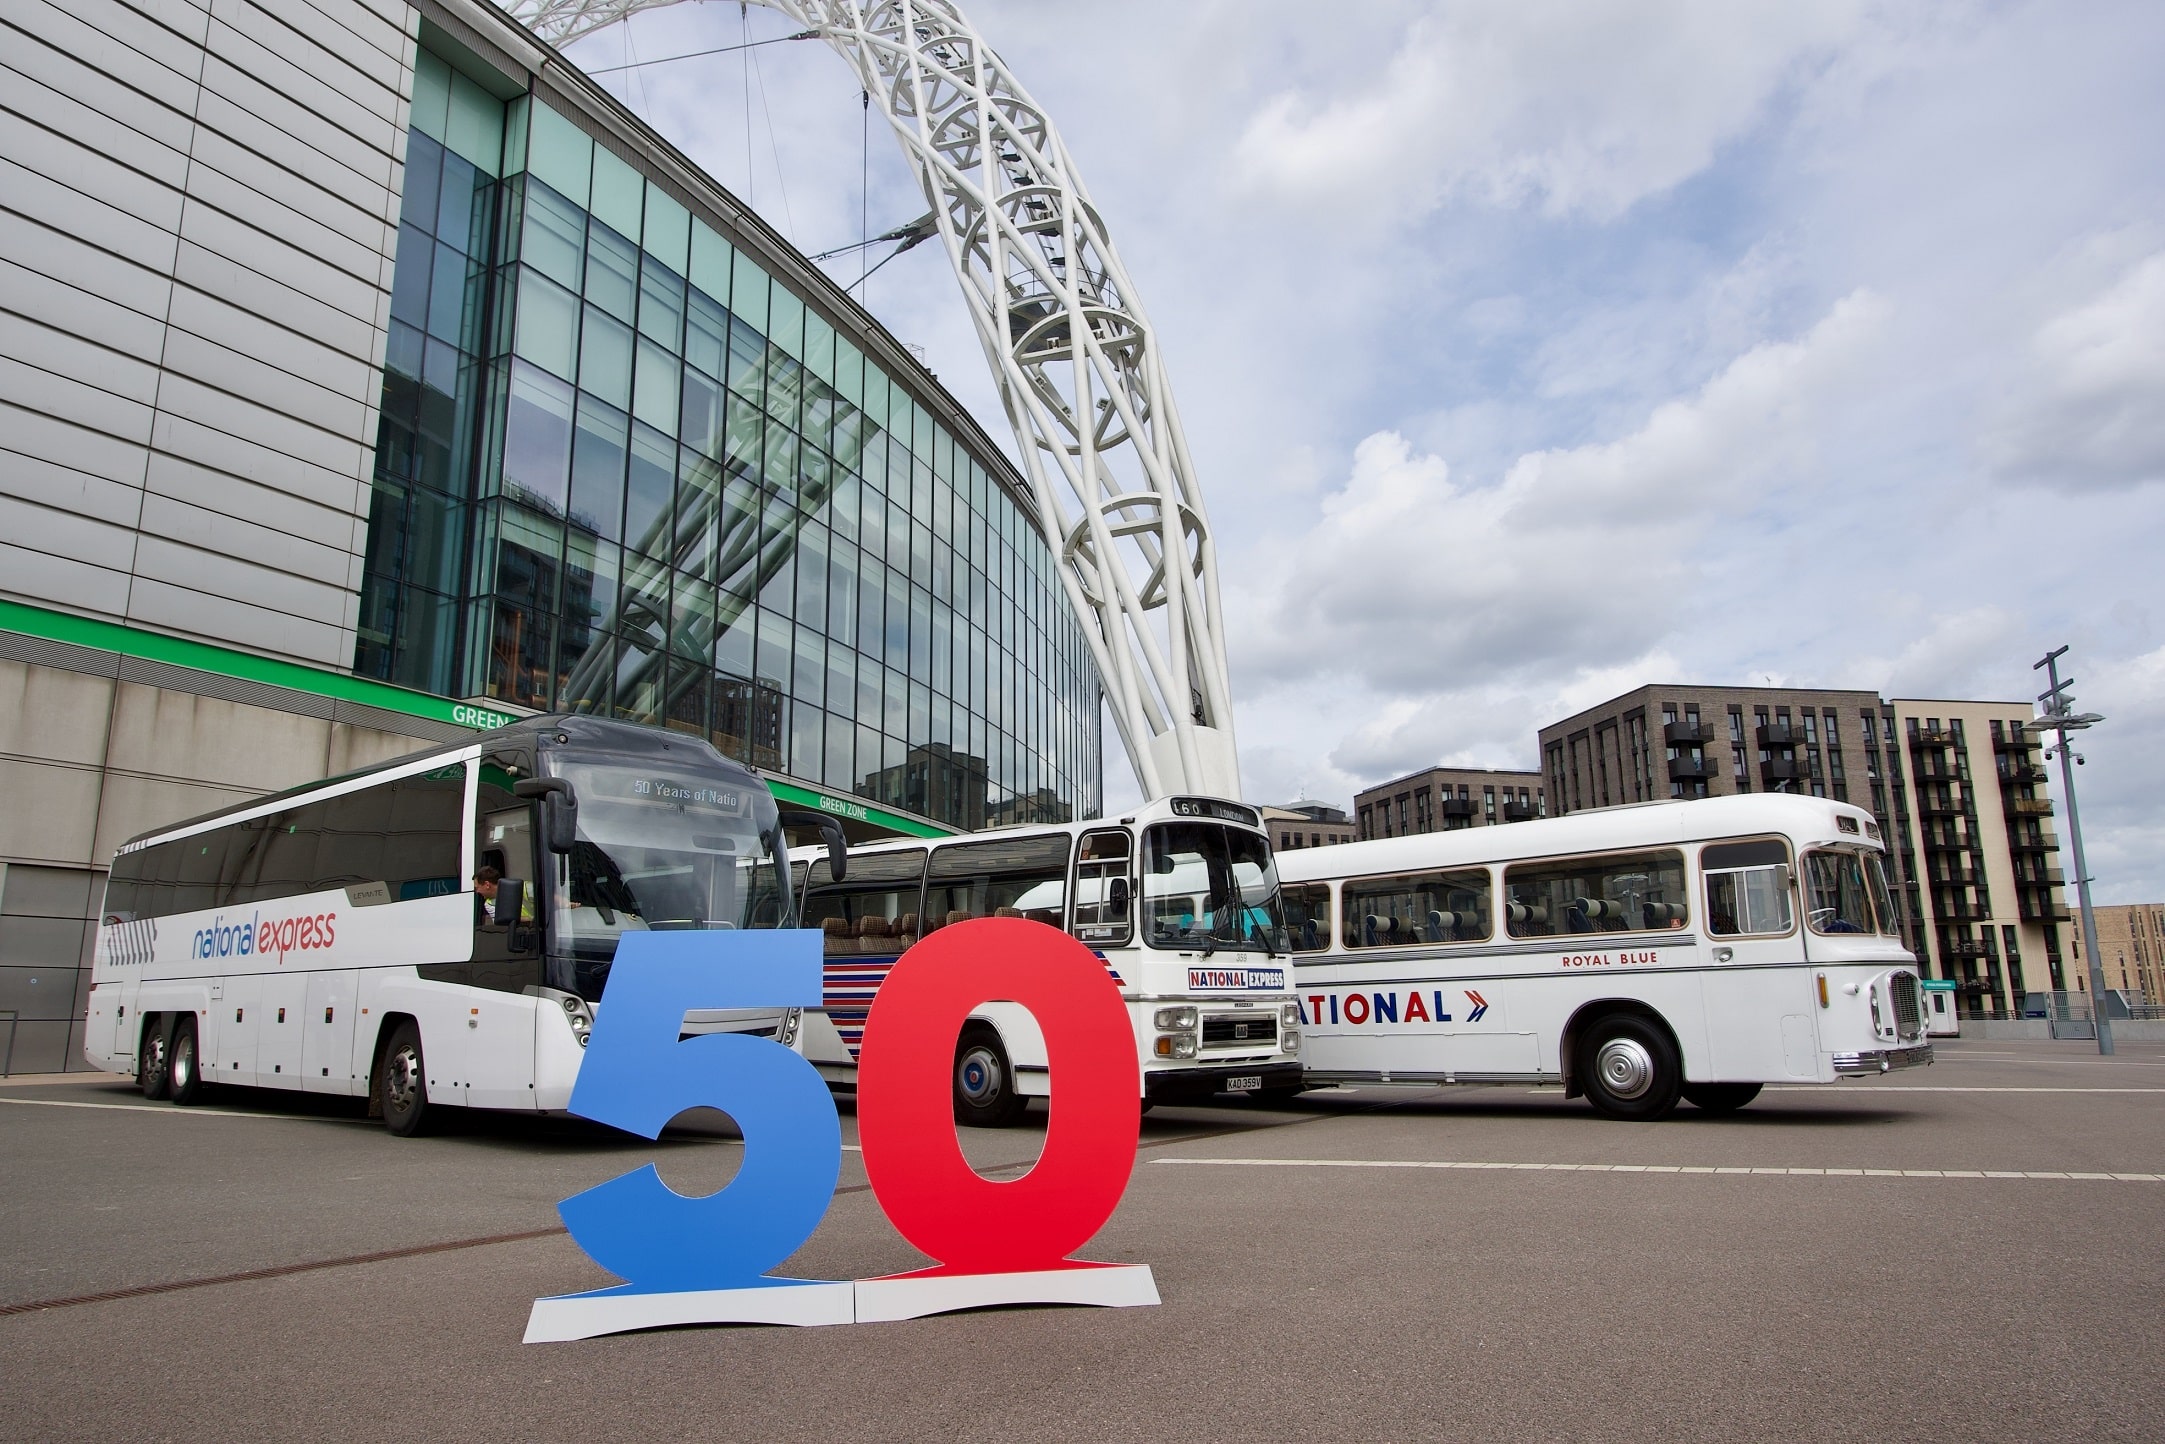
[0, 0, 1103, 1071]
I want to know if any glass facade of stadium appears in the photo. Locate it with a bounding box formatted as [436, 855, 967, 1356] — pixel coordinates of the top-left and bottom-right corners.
[355, 43, 1101, 831]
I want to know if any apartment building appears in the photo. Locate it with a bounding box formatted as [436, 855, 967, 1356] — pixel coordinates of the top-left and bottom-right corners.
[1353, 766, 1546, 841]
[2073, 903, 2165, 1002]
[1535, 685, 2071, 1016]
[1884, 701, 2070, 1011]
[1262, 801, 1357, 853]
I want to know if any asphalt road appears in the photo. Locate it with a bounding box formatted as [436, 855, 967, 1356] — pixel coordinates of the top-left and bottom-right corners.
[3, 1039, 2162, 1442]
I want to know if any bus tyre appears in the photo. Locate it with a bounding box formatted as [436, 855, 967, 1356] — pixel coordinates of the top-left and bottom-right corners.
[953, 1024, 1027, 1128]
[137, 1018, 171, 1101]
[1579, 1015, 1682, 1121]
[379, 1023, 432, 1137]
[1683, 1082, 1763, 1113]
[167, 1017, 206, 1106]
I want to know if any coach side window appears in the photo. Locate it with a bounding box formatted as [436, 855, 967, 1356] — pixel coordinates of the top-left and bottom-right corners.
[1702, 838, 1794, 937]
[1341, 870, 1492, 948]
[1282, 883, 1333, 952]
[925, 835, 1070, 935]
[1505, 850, 1688, 938]
[803, 849, 927, 957]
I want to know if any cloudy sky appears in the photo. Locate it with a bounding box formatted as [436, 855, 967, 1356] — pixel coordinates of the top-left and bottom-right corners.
[556, 0, 2165, 902]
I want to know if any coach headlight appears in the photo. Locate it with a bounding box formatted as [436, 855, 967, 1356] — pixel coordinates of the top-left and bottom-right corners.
[1282, 1030, 1301, 1056]
[560, 993, 593, 1046]
[1281, 1001, 1302, 1028]
[1154, 1006, 1198, 1032]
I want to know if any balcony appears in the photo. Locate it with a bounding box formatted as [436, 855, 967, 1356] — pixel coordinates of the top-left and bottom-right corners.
[1756, 722, 1800, 747]
[1911, 725, 1957, 747]
[1440, 796, 1476, 818]
[2008, 833, 2060, 853]
[2020, 867, 2066, 886]
[1931, 865, 1976, 886]
[2005, 798, 2055, 817]
[1994, 731, 2039, 753]
[1760, 757, 1808, 783]
[2019, 899, 2071, 924]
[1501, 800, 1538, 823]
[1922, 831, 1972, 853]
[1917, 797, 1964, 818]
[1668, 756, 1716, 781]
[1664, 720, 1712, 745]
[1997, 759, 2047, 784]
[1943, 939, 1988, 958]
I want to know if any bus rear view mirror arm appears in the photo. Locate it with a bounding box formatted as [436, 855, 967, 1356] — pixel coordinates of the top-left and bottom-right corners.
[515, 777, 579, 854]
[777, 810, 848, 884]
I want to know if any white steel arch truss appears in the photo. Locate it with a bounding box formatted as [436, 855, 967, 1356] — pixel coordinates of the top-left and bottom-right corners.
[500, 0, 1240, 800]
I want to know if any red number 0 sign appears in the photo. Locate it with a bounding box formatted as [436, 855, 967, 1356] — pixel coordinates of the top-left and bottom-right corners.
[855, 918, 1151, 1308]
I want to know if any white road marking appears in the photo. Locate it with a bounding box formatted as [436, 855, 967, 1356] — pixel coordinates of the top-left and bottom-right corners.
[1770, 1086, 2165, 1093]
[0, 1097, 359, 1123]
[1152, 1156, 2163, 1182]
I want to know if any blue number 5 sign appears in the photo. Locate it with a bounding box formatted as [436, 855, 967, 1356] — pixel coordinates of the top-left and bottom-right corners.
[555, 930, 840, 1296]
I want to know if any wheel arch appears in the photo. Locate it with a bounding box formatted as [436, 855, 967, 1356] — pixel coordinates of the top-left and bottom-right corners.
[1558, 999, 1682, 1099]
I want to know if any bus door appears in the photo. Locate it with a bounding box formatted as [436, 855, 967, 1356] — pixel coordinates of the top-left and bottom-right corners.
[1697, 838, 1802, 1079]
[466, 771, 539, 1109]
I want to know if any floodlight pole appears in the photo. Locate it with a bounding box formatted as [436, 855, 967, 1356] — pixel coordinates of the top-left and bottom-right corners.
[2032, 645, 2111, 1056]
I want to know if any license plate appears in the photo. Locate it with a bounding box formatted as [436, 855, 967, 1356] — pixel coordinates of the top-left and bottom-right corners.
[1225, 1075, 1262, 1093]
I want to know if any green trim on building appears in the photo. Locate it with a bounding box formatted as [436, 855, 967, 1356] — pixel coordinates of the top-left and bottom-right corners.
[0, 600, 519, 732]
[765, 778, 954, 840]
[3, 600, 961, 838]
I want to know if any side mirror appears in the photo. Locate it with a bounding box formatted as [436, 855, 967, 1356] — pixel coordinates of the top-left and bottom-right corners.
[1108, 876, 1130, 906]
[515, 777, 579, 854]
[778, 809, 848, 884]
[494, 878, 526, 928]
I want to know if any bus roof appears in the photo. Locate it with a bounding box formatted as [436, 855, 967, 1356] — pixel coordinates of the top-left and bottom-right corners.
[1276, 792, 1881, 884]
[112, 713, 762, 855]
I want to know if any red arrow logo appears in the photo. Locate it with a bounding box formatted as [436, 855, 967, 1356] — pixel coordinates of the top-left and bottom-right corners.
[1464, 990, 1489, 1022]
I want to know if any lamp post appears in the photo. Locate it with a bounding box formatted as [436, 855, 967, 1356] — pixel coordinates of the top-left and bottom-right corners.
[2030, 645, 2110, 1055]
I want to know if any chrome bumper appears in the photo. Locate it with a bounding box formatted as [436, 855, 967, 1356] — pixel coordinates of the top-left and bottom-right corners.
[1833, 1044, 1935, 1076]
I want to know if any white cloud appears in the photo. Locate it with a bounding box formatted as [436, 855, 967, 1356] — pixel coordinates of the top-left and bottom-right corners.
[1987, 251, 2165, 492]
[1232, 0, 1872, 222]
[1230, 290, 1887, 697]
[1856, 607, 2027, 701]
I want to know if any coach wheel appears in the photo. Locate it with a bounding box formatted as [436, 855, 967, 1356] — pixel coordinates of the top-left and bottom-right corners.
[379, 1023, 432, 1138]
[1683, 1082, 1763, 1113]
[953, 1024, 1027, 1129]
[1579, 1014, 1682, 1121]
[137, 1019, 171, 1101]
[168, 1017, 206, 1106]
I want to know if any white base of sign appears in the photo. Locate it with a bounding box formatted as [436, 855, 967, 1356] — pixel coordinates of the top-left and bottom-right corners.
[852, 1264, 1159, 1324]
[524, 1280, 857, 1343]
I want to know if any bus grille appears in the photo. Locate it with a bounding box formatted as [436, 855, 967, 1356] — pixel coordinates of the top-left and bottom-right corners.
[1891, 972, 1924, 1040]
[1202, 1014, 1278, 1048]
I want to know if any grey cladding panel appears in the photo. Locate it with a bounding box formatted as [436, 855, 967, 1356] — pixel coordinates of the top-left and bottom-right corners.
[123, 575, 351, 667]
[143, 451, 359, 552]
[0, 542, 134, 619]
[158, 329, 370, 445]
[0, 111, 188, 236]
[151, 372, 368, 479]
[0, 399, 153, 491]
[171, 242, 377, 359]
[195, 53, 398, 189]
[0, 354, 156, 447]
[177, 146, 394, 295]
[214, 0, 406, 119]
[1, 54, 195, 187]
[0, 447, 149, 530]
[137, 491, 357, 583]
[0, 258, 169, 366]
[150, 409, 367, 516]
[6, 0, 209, 112]
[0, 495, 142, 575]
[131, 532, 357, 626]
[0, 163, 184, 278]
[165, 285, 379, 406]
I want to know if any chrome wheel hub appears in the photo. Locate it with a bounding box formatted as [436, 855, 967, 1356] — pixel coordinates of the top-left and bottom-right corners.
[386, 1047, 421, 1113]
[956, 1047, 1000, 1105]
[1594, 1037, 1655, 1100]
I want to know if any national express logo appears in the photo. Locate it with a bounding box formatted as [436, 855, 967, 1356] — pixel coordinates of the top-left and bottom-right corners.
[191, 910, 338, 965]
